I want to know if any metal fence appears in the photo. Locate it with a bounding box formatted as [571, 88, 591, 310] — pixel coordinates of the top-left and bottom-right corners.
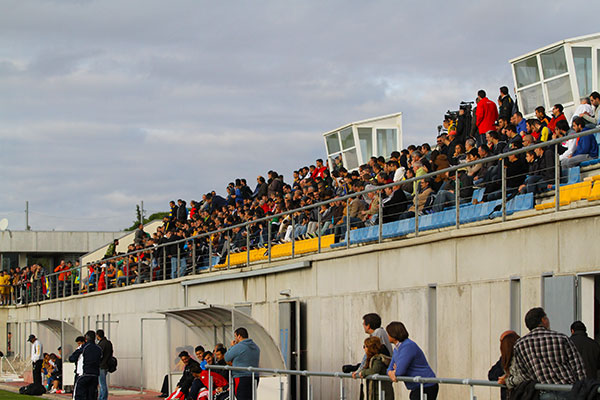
[205, 364, 584, 400]
[4, 126, 600, 306]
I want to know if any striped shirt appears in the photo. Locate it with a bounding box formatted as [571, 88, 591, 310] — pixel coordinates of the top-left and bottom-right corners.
[513, 327, 585, 384]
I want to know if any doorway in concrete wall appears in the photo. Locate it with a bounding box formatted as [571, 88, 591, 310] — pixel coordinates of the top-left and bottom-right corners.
[575, 273, 600, 341]
[278, 300, 306, 400]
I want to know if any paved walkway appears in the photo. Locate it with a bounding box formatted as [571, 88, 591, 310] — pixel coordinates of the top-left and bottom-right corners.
[0, 381, 161, 400]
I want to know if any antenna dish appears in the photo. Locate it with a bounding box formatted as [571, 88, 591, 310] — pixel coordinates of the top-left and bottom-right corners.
[0, 218, 8, 231]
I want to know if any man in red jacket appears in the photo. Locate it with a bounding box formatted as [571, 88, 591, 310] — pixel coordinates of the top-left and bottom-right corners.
[475, 90, 498, 147]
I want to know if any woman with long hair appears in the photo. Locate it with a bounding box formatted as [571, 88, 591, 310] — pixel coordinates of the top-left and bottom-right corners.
[357, 336, 394, 400]
[497, 330, 525, 396]
[386, 322, 438, 400]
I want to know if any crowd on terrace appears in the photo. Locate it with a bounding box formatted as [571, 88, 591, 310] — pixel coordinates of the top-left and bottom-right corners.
[1, 88, 600, 304]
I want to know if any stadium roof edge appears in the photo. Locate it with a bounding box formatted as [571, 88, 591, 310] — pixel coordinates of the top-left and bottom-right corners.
[322, 112, 402, 137]
[509, 32, 600, 63]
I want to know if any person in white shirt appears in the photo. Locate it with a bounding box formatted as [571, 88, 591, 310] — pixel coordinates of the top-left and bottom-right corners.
[571, 97, 594, 124]
[554, 120, 578, 162]
[28, 334, 43, 386]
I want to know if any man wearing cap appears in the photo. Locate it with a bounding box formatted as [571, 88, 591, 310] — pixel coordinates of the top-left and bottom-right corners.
[28, 334, 43, 386]
[570, 321, 600, 379]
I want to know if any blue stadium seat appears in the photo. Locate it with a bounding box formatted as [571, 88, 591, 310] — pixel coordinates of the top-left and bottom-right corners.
[442, 209, 457, 227]
[472, 188, 485, 203]
[568, 166, 581, 184]
[459, 204, 477, 224]
[349, 226, 368, 243]
[581, 158, 600, 167]
[381, 220, 400, 239]
[515, 193, 534, 211]
[418, 213, 434, 231]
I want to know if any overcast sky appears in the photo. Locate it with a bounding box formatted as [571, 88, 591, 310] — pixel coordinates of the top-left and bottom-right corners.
[0, 0, 597, 231]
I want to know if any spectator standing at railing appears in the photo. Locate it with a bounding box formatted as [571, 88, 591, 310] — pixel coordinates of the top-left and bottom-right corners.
[512, 308, 585, 399]
[0, 270, 10, 305]
[357, 337, 394, 400]
[224, 327, 260, 400]
[569, 321, 600, 380]
[476, 90, 499, 147]
[54, 260, 69, 298]
[385, 322, 438, 400]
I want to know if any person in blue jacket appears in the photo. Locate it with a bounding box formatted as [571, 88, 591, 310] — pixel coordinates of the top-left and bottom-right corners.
[386, 322, 438, 400]
[224, 327, 260, 400]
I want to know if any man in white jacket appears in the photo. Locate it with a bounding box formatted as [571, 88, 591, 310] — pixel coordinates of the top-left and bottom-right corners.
[28, 334, 43, 386]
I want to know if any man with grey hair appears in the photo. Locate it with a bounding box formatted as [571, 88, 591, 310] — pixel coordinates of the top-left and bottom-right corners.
[465, 138, 476, 153]
[572, 97, 594, 124]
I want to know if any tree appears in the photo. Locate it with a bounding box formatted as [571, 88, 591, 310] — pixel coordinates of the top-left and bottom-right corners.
[123, 206, 168, 231]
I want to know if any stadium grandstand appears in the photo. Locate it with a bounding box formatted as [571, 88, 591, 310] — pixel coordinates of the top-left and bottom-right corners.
[2, 33, 600, 400]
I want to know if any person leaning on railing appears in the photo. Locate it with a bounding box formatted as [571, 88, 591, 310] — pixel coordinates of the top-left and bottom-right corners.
[385, 321, 438, 400]
[511, 307, 585, 400]
[357, 337, 394, 400]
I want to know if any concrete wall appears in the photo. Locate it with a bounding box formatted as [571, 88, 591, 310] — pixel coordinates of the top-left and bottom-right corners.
[0, 231, 122, 253]
[4, 204, 600, 399]
[81, 220, 163, 264]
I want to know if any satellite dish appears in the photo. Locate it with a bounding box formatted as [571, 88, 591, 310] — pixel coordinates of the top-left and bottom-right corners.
[0, 218, 8, 231]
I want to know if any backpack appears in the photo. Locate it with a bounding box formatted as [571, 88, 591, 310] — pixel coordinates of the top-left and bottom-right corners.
[107, 356, 118, 373]
[19, 383, 46, 396]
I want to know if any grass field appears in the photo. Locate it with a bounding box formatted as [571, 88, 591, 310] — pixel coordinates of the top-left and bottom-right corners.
[0, 389, 39, 400]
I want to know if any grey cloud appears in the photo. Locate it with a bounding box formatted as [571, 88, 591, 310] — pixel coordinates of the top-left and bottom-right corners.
[0, 0, 598, 230]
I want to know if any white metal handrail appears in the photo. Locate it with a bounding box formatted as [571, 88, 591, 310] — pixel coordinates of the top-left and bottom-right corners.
[206, 364, 590, 400]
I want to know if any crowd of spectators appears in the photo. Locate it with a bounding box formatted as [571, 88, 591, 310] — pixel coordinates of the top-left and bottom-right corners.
[1, 88, 600, 304]
[163, 327, 259, 400]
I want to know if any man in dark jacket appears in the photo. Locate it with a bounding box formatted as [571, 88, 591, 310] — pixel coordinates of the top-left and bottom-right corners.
[96, 330, 113, 400]
[69, 330, 102, 400]
[176, 199, 187, 222]
[498, 86, 515, 121]
[381, 185, 409, 223]
[176, 351, 200, 398]
[570, 321, 600, 380]
[519, 147, 555, 194]
[252, 176, 268, 199]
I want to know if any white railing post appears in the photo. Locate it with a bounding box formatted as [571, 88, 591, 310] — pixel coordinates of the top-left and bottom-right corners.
[251, 371, 256, 400]
[208, 370, 213, 400]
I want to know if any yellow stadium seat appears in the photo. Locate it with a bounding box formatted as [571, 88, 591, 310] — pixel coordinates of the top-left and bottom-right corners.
[589, 181, 600, 201]
[536, 182, 593, 210]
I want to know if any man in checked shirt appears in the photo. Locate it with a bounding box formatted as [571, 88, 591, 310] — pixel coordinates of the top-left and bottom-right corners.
[512, 307, 586, 399]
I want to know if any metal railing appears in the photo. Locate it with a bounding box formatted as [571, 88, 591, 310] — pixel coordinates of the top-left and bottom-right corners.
[205, 364, 588, 400]
[3, 126, 600, 306]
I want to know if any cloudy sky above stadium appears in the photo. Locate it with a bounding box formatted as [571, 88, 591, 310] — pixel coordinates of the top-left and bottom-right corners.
[0, 0, 597, 231]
